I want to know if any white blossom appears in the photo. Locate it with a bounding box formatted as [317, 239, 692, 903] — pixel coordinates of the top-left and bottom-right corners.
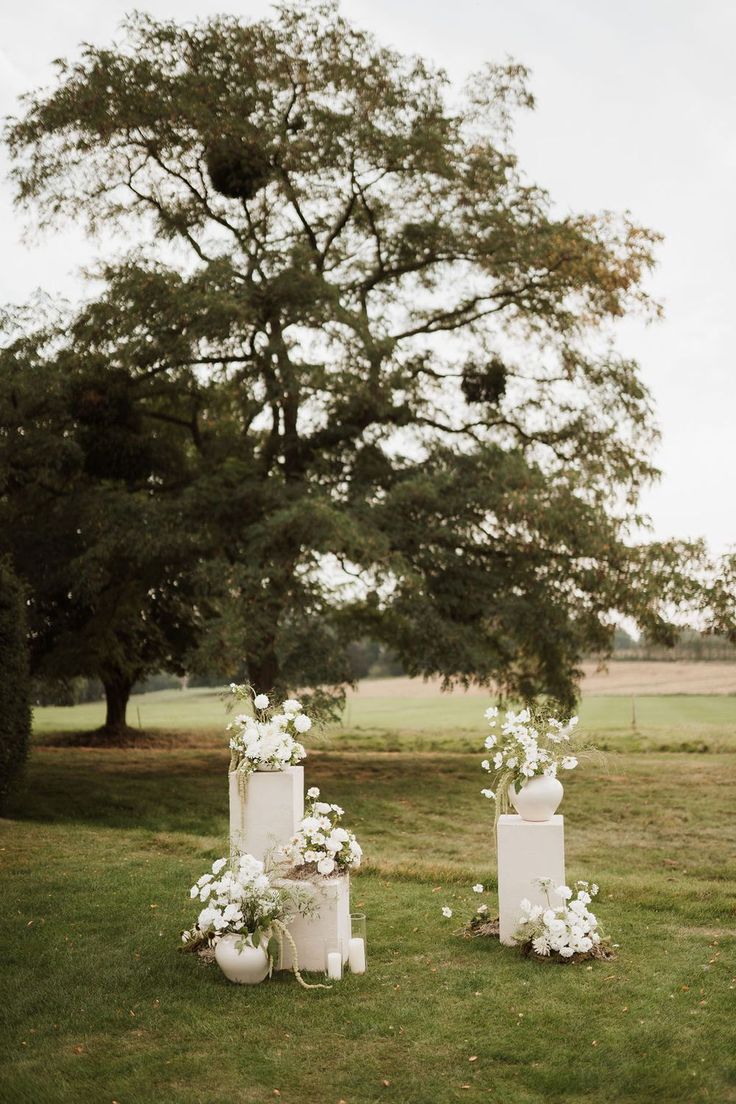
[442, 906, 453, 918]
[253, 694, 269, 710]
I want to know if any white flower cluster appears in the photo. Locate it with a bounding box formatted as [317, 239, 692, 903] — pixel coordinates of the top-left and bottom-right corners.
[513, 879, 603, 959]
[182, 853, 284, 946]
[480, 706, 579, 800]
[278, 787, 363, 877]
[227, 688, 311, 774]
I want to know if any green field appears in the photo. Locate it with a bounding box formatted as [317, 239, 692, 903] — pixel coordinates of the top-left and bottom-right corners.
[4, 681, 735, 1103]
[32, 681, 736, 755]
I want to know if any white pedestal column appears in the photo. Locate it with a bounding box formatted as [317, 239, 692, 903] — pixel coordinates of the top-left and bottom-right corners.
[228, 766, 304, 863]
[275, 875, 351, 973]
[497, 814, 565, 945]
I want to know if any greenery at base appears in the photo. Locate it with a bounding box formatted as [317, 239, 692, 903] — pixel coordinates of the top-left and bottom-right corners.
[0, 561, 31, 811]
[2, 739, 734, 1104]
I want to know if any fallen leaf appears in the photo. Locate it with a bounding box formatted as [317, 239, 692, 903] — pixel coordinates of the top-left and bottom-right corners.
[382, 1080, 390, 1087]
[469, 1056, 478, 1062]
[73, 1045, 85, 1055]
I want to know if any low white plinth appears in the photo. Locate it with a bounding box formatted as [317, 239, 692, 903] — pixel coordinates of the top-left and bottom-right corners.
[275, 875, 351, 973]
[497, 814, 565, 946]
[228, 766, 304, 863]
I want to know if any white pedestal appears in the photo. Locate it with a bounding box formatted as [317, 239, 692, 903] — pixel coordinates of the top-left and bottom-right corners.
[497, 814, 565, 945]
[275, 875, 351, 973]
[228, 766, 304, 863]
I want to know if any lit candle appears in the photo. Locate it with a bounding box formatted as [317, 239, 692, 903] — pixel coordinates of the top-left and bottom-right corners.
[326, 951, 343, 980]
[348, 937, 366, 974]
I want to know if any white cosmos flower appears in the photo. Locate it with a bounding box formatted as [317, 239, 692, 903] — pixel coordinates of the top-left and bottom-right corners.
[212, 857, 227, 875]
[481, 788, 495, 800]
[253, 694, 269, 710]
[441, 906, 453, 918]
[472, 884, 484, 894]
[556, 885, 572, 900]
[481, 759, 490, 771]
[293, 713, 312, 734]
[307, 786, 320, 799]
[189, 885, 199, 899]
[561, 756, 578, 770]
[493, 752, 503, 769]
[484, 735, 497, 749]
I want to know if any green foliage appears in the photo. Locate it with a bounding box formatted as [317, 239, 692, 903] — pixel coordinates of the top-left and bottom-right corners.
[1, 2, 713, 707]
[0, 561, 31, 810]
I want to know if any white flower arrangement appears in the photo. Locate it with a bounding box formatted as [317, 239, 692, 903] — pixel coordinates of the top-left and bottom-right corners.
[512, 878, 614, 962]
[480, 705, 582, 814]
[181, 852, 309, 956]
[227, 685, 311, 775]
[277, 788, 363, 877]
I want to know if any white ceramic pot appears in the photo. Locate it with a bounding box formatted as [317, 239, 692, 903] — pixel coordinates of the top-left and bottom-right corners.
[509, 775, 563, 822]
[214, 933, 270, 985]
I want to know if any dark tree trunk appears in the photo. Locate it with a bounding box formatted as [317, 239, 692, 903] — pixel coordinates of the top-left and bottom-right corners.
[101, 673, 134, 738]
[246, 652, 280, 696]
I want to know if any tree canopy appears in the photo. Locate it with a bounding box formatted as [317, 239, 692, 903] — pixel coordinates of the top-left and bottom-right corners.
[1, 1, 717, 725]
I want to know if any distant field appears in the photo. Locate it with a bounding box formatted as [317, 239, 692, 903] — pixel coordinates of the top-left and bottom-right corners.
[32, 665, 736, 754]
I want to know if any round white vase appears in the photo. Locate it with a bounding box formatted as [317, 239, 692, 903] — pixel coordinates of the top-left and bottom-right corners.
[215, 934, 270, 985]
[509, 775, 563, 822]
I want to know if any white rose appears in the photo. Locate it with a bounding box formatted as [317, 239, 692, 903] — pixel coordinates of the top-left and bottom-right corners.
[316, 856, 336, 875]
[211, 858, 227, 875]
[293, 713, 312, 734]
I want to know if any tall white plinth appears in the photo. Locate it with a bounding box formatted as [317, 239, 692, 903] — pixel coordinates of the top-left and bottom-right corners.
[228, 766, 304, 863]
[497, 814, 565, 946]
[275, 875, 351, 973]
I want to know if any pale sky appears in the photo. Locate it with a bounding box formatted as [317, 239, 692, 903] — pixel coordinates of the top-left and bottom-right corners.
[1, 0, 734, 554]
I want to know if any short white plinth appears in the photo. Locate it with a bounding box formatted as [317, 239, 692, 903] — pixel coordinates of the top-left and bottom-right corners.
[276, 875, 351, 973]
[228, 766, 304, 863]
[497, 814, 565, 946]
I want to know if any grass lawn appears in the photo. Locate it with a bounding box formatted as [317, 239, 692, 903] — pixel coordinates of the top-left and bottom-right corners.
[32, 680, 736, 756]
[2, 713, 735, 1102]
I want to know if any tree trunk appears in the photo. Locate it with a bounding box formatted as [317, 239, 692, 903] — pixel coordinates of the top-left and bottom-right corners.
[101, 673, 134, 739]
[246, 652, 280, 696]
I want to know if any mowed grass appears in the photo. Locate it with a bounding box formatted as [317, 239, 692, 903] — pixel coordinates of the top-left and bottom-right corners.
[32, 677, 736, 756]
[2, 732, 735, 1104]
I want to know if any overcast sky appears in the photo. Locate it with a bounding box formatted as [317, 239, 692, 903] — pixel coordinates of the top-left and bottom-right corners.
[1, 0, 733, 554]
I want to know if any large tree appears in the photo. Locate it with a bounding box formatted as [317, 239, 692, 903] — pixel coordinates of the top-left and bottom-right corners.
[3, 2, 704, 707]
[0, 304, 204, 734]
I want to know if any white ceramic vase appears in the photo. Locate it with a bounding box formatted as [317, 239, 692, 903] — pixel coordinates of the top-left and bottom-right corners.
[214, 933, 270, 985]
[509, 775, 563, 822]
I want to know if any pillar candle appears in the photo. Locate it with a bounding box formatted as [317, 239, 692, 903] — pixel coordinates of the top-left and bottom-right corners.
[348, 937, 366, 974]
[326, 951, 342, 980]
